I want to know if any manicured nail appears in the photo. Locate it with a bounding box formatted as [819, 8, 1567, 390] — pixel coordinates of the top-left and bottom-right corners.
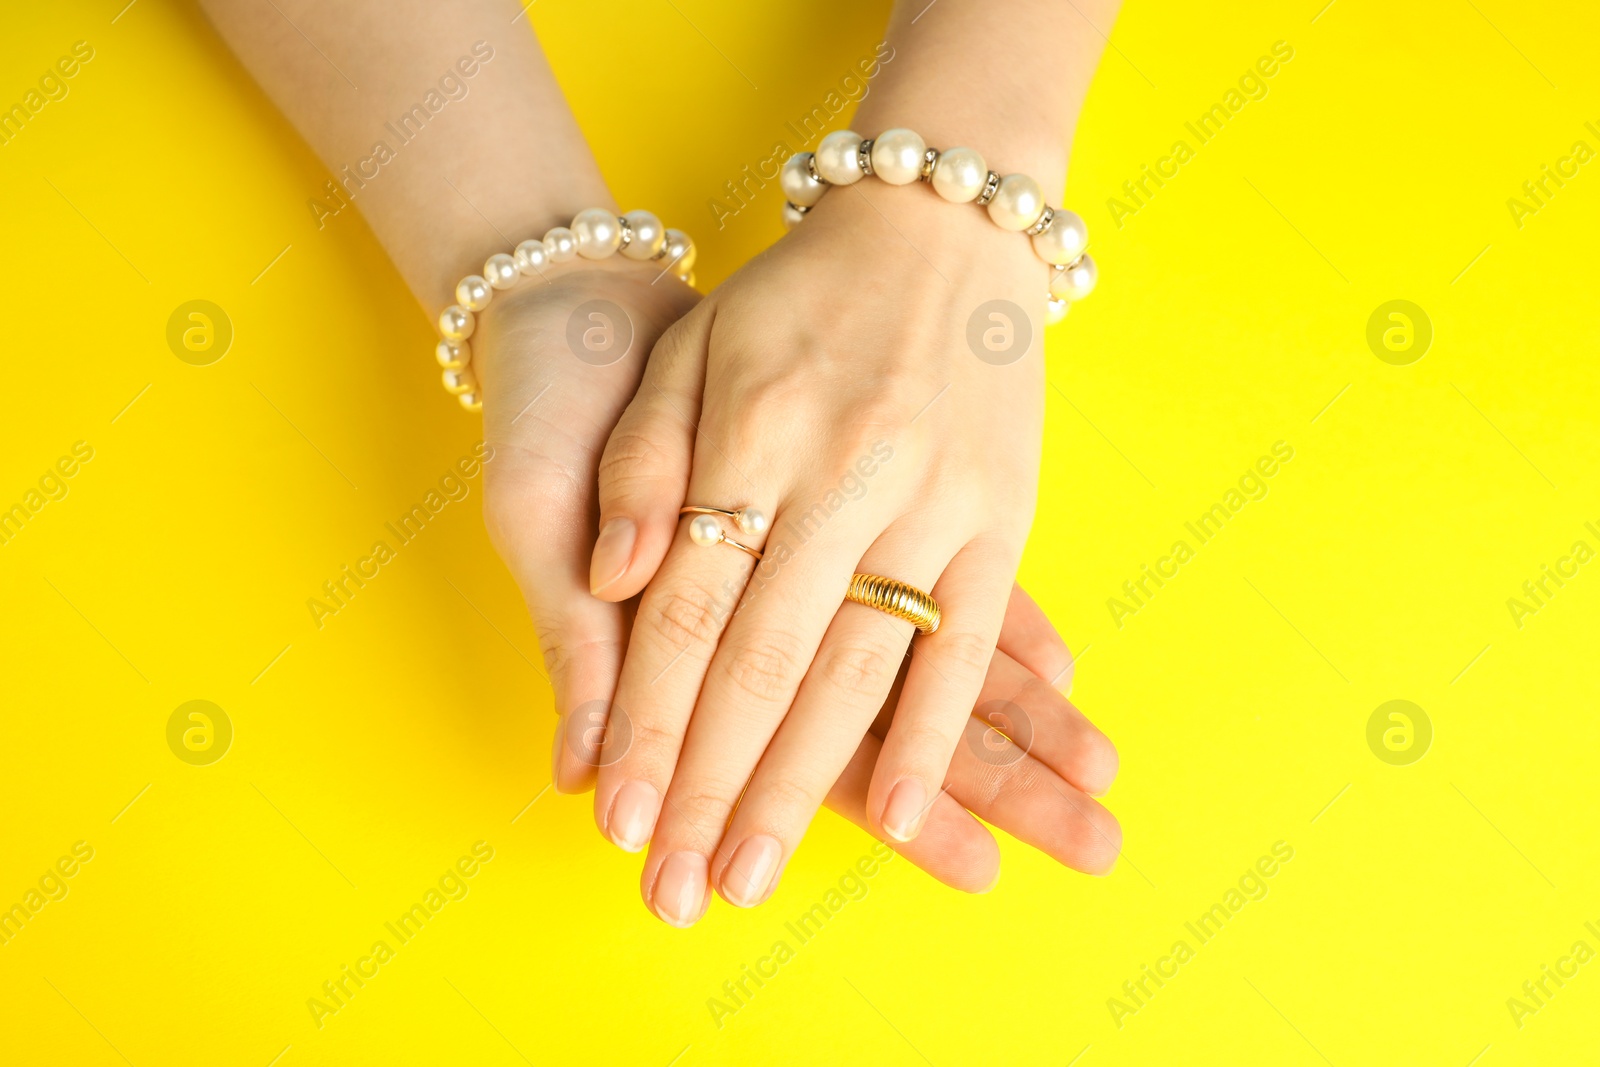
[882, 778, 928, 842]
[605, 780, 660, 853]
[589, 517, 637, 595]
[754, 855, 789, 907]
[651, 851, 708, 927]
[550, 712, 569, 793]
[720, 835, 782, 908]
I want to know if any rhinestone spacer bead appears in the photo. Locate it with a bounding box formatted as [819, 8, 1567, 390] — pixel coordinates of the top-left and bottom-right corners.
[976, 170, 1002, 206]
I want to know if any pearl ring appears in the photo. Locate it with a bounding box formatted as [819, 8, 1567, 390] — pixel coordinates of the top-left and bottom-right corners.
[681, 505, 767, 560]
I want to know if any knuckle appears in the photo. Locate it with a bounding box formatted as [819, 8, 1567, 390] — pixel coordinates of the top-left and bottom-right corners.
[930, 629, 994, 677]
[718, 635, 806, 705]
[598, 426, 677, 496]
[818, 639, 901, 695]
[967, 749, 1031, 809]
[481, 445, 583, 553]
[533, 621, 615, 683]
[646, 587, 729, 653]
[622, 716, 688, 766]
[757, 773, 822, 814]
[667, 785, 738, 831]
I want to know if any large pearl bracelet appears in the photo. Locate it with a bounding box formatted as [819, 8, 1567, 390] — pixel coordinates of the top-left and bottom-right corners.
[779, 129, 1096, 325]
[433, 208, 697, 412]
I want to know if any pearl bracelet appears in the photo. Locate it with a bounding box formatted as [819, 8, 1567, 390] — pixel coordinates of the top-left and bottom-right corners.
[778, 129, 1095, 324]
[433, 207, 697, 412]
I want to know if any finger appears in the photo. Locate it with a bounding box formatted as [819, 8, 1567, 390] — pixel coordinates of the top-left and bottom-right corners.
[868, 537, 1016, 843]
[591, 516, 765, 854]
[997, 583, 1074, 692]
[589, 309, 712, 601]
[973, 647, 1117, 797]
[709, 533, 953, 907]
[637, 492, 886, 925]
[947, 715, 1122, 876]
[591, 413, 780, 862]
[822, 729, 999, 895]
[483, 445, 629, 795]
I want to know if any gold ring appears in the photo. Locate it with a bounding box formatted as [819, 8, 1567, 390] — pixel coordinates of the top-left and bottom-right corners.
[681, 504, 765, 560]
[845, 573, 941, 635]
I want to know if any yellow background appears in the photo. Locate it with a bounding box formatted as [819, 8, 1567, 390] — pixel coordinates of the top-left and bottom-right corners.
[3, 0, 1598, 1063]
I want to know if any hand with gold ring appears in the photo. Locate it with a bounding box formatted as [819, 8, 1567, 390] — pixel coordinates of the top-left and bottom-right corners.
[584, 0, 1118, 925]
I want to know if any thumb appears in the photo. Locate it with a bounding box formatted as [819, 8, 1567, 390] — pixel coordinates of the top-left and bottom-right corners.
[588, 308, 710, 601]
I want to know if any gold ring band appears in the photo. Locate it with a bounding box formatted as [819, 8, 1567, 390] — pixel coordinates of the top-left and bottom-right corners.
[845, 574, 941, 635]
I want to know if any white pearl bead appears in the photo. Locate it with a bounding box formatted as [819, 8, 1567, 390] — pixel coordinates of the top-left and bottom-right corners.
[782, 203, 807, 230]
[870, 128, 927, 185]
[689, 514, 722, 546]
[987, 173, 1046, 231]
[620, 210, 665, 260]
[814, 130, 864, 185]
[515, 239, 549, 276]
[572, 208, 622, 259]
[455, 275, 492, 311]
[1031, 209, 1089, 265]
[780, 154, 827, 207]
[439, 305, 474, 341]
[930, 146, 987, 203]
[1046, 298, 1070, 325]
[441, 368, 476, 395]
[436, 340, 469, 370]
[544, 227, 578, 262]
[458, 391, 482, 412]
[661, 229, 695, 276]
[735, 507, 767, 536]
[1049, 254, 1097, 302]
[484, 253, 519, 289]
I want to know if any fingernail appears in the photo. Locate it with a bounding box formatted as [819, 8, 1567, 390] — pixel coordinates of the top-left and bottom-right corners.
[550, 713, 569, 793]
[720, 835, 782, 908]
[589, 517, 637, 595]
[882, 778, 928, 842]
[605, 780, 660, 853]
[980, 867, 1001, 894]
[754, 855, 789, 906]
[651, 851, 708, 927]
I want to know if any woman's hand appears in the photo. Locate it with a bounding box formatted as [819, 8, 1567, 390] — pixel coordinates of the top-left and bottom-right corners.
[589, 182, 1062, 922]
[835, 585, 1120, 901]
[476, 257, 696, 798]
[471, 258, 1119, 905]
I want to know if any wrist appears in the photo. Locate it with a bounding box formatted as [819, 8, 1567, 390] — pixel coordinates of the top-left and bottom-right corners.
[848, 101, 1067, 195]
[799, 178, 1042, 296]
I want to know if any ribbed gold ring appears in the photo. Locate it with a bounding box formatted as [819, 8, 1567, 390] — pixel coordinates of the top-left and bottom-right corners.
[845, 573, 941, 635]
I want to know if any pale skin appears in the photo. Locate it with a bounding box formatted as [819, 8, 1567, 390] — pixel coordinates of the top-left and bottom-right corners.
[200, 0, 1121, 922]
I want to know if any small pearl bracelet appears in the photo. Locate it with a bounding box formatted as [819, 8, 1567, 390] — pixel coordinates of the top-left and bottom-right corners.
[779, 129, 1095, 324]
[433, 207, 698, 412]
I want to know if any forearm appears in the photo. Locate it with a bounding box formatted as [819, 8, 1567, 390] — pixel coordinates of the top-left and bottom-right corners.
[853, 0, 1118, 192]
[198, 0, 609, 316]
